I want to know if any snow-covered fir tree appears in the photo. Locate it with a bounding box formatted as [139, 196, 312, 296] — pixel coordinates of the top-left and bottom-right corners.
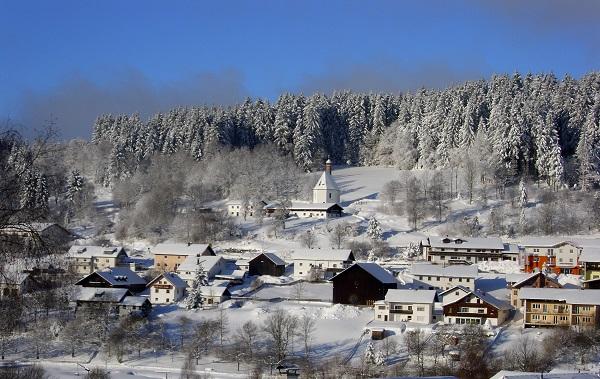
[519, 179, 528, 208]
[184, 262, 208, 310]
[367, 217, 382, 241]
[66, 170, 84, 203]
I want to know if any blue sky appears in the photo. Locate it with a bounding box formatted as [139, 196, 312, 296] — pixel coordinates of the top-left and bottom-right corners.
[1, 0, 599, 138]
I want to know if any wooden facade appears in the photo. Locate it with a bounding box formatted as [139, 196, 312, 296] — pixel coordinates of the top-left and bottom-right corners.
[443, 292, 509, 326]
[75, 271, 146, 293]
[331, 264, 397, 306]
[248, 253, 285, 276]
[509, 272, 562, 308]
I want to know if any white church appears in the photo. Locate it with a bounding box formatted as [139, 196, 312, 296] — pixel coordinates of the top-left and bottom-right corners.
[228, 159, 344, 219]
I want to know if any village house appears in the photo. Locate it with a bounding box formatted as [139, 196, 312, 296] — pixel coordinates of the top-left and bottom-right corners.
[152, 243, 216, 272]
[507, 271, 562, 309]
[579, 247, 600, 280]
[519, 237, 600, 275]
[331, 262, 398, 306]
[374, 289, 439, 324]
[291, 249, 355, 280]
[67, 245, 129, 275]
[226, 200, 267, 217]
[410, 263, 477, 291]
[235, 259, 250, 271]
[73, 287, 151, 317]
[75, 267, 147, 293]
[443, 289, 511, 326]
[199, 285, 231, 305]
[248, 252, 286, 277]
[263, 160, 344, 219]
[2, 222, 74, 246]
[438, 285, 472, 305]
[176, 255, 227, 286]
[147, 272, 187, 304]
[520, 288, 600, 328]
[0, 270, 34, 299]
[421, 236, 519, 264]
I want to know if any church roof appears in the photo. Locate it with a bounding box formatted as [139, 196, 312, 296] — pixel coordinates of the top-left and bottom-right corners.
[313, 171, 339, 191]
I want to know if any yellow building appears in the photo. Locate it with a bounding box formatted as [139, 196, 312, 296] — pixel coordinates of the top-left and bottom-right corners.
[152, 243, 215, 272]
[520, 288, 600, 328]
[67, 245, 129, 275]
[580, 247, 600, 280]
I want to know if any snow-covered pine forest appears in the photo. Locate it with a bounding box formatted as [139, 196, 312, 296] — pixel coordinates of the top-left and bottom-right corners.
[92, 72, 600, 189]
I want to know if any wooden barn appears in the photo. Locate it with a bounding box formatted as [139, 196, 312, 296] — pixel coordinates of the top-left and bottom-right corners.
[75, 267, 147, 293]
[330, 263, 398, 306]
[248, 253, 286, 277]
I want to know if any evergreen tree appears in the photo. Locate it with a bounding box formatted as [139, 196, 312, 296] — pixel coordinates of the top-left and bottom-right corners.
[519, 179, 528, 208]
[184, 262, 208, 310]
[367, 217, 382, 241]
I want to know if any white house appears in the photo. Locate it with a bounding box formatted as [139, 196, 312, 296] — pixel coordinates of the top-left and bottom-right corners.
[410, 263, 478, 291]
[374, 289, 438, 324]
[421, 236, 519, 264]
[226, 200, 267, 217]
[290, 249, 355, 279]
[438, 285, 472, 305]
[176, 255, 227, 286]
[199, 285, 231, 305]
[147, 272, 187, 305]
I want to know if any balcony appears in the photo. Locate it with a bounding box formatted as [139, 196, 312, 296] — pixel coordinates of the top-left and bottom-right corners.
[390, 309, 413, 314]
[526, 307, 569, 314]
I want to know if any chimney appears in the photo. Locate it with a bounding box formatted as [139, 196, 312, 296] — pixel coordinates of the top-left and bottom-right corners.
[325, 158, 332, 174]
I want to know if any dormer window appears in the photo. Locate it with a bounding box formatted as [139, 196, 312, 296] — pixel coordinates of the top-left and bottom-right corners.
[442, 238, 451, 244]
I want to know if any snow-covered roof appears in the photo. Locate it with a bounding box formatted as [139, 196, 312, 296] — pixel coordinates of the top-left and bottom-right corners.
[78, 267, 146, 287]
[354, 262, 397, 284]
[410, 263, 478, 278]
[505, 273, 533, 284]
[67, 245, 125, 258]
[511, 272, 561, 289]
[491, 370, 599, 379]
[215, 269, 246, 280]
[177, 255, 223, 273]
[290, 249, 354, 262]
[152, 243, 212, 256]
[503, 243, 520, 253]
[519, 237, 600, 248]
[147, 272, 187, 288]
[439, 285, 471, 296]
[199, 285, 230, 297]
[519, 288, 600, 305]
[313, 171, 340, 191]
[385, 289, 437, 304]
[251, 252, 286, 266]
[423, 236, 504, 250]
[447, 289, 512, 310]
[120, 296, 150, 306]
[579, 247, 600, 262]
[289, 202, 343, 211]
[73, 287, 130, 303]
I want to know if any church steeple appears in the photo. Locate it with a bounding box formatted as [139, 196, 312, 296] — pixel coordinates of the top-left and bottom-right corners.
[312, 159, 340, 204]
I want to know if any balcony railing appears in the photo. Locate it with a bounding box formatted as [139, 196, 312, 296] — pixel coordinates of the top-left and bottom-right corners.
[390, 309, 413, 314]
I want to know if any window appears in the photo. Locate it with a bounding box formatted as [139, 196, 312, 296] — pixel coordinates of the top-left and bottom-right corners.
[377, 315, 381, 319]
[477, 309, 484, 314]
[427, 276, 431, 281]
[466, 278, 470, 282]
[155, 288, 159, 293]
[460, 307, 469, 313]
[449, 278, 453, 282]
[166, 289, 170, 294]
[459, 278, 463, 282]
[408, 306, 413, 310]
[155, 298, 158, 302]
[333, 264, 337, 268]
[440, 256, 445, 260]
[299, 262, 303, 266]
[436, 276, 440, 281]
[532, 303, 541, 309]
[417, 307, 425, 312]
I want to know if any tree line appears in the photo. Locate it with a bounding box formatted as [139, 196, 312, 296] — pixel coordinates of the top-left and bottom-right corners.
[91, 72, 600, 190]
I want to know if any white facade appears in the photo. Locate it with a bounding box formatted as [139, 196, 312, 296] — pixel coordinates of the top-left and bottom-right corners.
[147, 273, 187, 305]
[312, 161, 340, 204]
[177, 256, 227, 286]
[67, 245, 129, 275]
[438, 286, 472, 305]
[374, 289, 437, 324]
[291, 249, 355, 279]
[421, 236, 517, 264]
[410, 264, 477, 291]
